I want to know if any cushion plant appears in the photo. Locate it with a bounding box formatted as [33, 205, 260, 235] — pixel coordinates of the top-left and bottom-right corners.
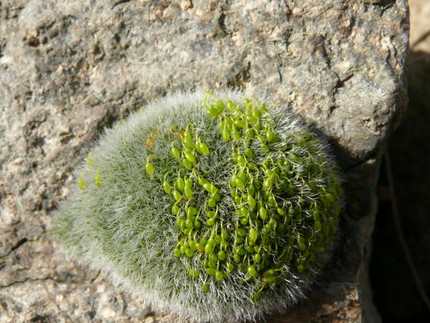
[54, 91, 342, 322]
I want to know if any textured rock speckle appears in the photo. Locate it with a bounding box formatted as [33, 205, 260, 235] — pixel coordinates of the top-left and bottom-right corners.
[0, 0, 408, 322]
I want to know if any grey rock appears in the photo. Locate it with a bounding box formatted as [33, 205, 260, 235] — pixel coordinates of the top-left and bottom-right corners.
[0, 0, 408, 322]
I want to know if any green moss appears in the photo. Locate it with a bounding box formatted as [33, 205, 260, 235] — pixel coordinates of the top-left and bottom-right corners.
[53, 91, 342, 322]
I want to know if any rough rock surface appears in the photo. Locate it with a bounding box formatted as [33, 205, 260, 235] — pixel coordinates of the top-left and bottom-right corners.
[369, 0, 430, 320]
[0, 0, 408, 322]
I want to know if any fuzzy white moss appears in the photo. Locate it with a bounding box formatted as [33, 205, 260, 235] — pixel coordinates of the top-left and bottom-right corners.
[54, 91, 341, 322]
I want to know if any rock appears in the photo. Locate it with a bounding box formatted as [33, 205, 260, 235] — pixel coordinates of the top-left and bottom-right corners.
[0, 0, 408, 322]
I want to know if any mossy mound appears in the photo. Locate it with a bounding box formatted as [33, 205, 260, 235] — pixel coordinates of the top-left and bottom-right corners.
[54, 91, 342, 322]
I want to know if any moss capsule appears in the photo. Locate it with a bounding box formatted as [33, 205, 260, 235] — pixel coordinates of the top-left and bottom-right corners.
[94, 168, 102, 186]
[171, 145, 181, 159]
[163, 180, 172, 194]
[78, 176, 85, 191]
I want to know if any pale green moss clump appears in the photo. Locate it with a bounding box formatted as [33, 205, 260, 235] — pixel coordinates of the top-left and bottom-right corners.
[54, 91, 342, 322]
